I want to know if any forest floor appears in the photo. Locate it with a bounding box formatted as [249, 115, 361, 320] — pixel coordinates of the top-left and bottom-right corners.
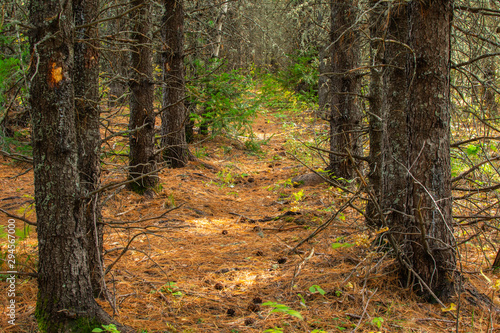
[1, 84, 500, 332]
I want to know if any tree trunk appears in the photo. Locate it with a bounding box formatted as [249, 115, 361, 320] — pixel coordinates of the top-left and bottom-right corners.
[382, 1, 409, 235]
[129, 0, 159, 193]
[404, 0, 456, 299]
[74, 0, 105, 298]
[29, 0, 114, 330]
[328, 0, 361, 180]
[162, 0, 189, 168]
[212, 1, 229, 58]
[184, 1, 201, 140]
[317, 47, 330, 120]
[493, 245, 500, 269]
[483, 60, 498, 118]
[366, 0, 386, 225]
[108, 12, 129, 108]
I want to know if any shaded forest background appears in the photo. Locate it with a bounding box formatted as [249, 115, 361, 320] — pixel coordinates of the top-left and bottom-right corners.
[1, 0, 500, 332]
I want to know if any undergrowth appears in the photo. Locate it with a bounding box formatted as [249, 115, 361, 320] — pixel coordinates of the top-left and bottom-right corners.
[186, 59, 259, 139]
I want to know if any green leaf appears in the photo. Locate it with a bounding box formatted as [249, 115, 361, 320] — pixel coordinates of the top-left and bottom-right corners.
[263, 302, 303, 320]
[264, 328, 284, 333]
[331, 242, 354, 249]
[309, 285, 326, 295]
[92, 329, 104, 333]
[283, 309, 303, 320]
[466, 144, 480, 156]
[101, 324, 119, 332]
[371, 317, 384, 329]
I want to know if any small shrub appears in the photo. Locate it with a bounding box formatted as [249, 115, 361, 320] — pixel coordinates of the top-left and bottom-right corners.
[187, 59, 259, 138]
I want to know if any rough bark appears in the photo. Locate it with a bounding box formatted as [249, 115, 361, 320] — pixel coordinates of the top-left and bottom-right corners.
[29, 0, 114, 330]
[129, 0, 159, 192]
[184, 1, 201, 140]
[74, 0, 104, 298]
[404, 0, 456, 299]
[366, 0, 386, 225]
[162, 0, 189, 168]
[382, 1, 409, 235]
[328, 0, 361, 180]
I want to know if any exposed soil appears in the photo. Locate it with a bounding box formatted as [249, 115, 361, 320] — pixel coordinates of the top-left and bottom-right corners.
[1, 99, 499, 332]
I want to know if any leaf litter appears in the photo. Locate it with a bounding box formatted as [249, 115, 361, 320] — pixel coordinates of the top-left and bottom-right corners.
[0, 105, 499, 332]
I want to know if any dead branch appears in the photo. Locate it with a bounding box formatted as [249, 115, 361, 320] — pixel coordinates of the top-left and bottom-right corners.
[0, 207, 36, 226]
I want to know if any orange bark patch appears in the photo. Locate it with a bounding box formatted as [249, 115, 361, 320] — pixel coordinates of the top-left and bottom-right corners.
[48, 62, 63, 88]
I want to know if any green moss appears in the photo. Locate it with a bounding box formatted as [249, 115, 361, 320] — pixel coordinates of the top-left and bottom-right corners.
[69, 316, 101, 333]
[35, 297, 52, 332]
[128, 178, 161, 196]
[36, 297, 101, 333]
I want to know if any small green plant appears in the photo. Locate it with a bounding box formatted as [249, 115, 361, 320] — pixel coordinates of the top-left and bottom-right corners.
[193, 146, 209, 159]
[244, 139, 263, 154]
[338, 212, 346, 222]
[264, 327, 283, 333]
[466, 144, 481, 156]
[160, 282, 183, 297]
[297, 293, 306, 307]
[331, 317, 351, 331]
[216, 169, 235, 187]
[164, 193, 176, 209]
[0, 222, 31, 266]
[16, 194, 35, 218]
[164, 322, 177, 332]
[267, 178, 294, 192]
[0, 223, 31, 242]
[0, 25, 29, 120]
[308, 285, 326, 295]
[92, 324, 120, 333]
[291, 189, 305, 202]
[262, 302, 303, 320]
[371, 317, 384, 329]
[331, 237, 354, 250]
[469, 309, 474, 332]
[0, 130, 32, 157]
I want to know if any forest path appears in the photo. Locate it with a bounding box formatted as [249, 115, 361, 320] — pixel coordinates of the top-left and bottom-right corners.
[96, 103, 344, 332]
[0, 94, 472, 333]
